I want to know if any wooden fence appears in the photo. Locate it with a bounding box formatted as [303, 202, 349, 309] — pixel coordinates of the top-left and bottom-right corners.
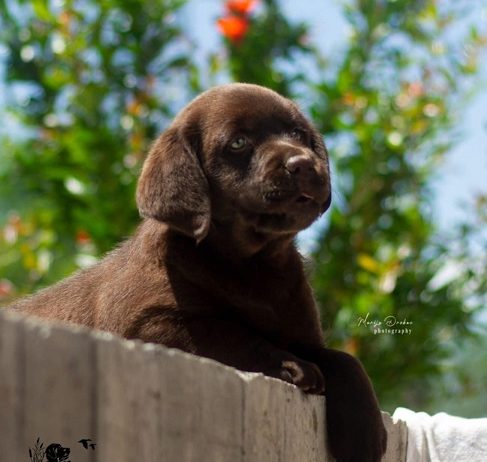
[0, 310, 407, 461]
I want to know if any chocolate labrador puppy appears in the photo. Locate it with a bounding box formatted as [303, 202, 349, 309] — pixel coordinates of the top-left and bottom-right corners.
[11, 83, 387, 461]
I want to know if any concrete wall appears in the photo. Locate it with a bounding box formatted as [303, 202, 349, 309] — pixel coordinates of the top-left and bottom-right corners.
[0, 310, 407, 461]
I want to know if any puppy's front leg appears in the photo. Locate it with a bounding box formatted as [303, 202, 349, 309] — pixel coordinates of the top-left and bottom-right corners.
[125, 310, 324, 394]
[293, 345, 387, 462]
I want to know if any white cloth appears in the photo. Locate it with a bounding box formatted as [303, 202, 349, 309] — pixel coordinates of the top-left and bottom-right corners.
[393, 407, 487, 462]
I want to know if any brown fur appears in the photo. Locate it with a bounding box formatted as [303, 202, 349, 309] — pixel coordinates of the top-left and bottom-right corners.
[9, 83, 386, 461]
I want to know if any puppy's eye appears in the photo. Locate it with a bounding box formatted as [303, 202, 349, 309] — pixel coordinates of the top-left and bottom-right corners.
[230, 136, 247, 151]
[291, 128, 305, 141]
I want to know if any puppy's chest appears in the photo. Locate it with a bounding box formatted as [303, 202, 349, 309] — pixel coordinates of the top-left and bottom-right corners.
[167, 242, 317, 341]
[225, 262, 297, 307]
[240, 265, 292, 299]
[207, 266, 309, 337]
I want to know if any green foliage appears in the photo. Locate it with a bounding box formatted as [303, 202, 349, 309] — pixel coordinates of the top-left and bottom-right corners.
[0, 0, 192, 292]
[307, 1, 487, 409]
[214, 0, 487, 411]
[1, 0, 486, 413]
[220, 0, 312, 95]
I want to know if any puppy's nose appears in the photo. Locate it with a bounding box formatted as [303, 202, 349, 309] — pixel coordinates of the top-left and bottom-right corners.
[285, 155, 315, 176]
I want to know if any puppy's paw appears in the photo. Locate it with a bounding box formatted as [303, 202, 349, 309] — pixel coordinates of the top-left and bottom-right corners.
[266, 355, 325, 394]
[281, 359, 325, 394]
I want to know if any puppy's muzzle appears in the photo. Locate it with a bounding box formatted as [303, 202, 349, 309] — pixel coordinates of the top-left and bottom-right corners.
[285, 154, 316, 178]
[281, 153, 326, 204]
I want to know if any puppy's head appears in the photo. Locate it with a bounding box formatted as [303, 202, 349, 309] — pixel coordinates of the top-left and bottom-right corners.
[137, 83, 331, 243]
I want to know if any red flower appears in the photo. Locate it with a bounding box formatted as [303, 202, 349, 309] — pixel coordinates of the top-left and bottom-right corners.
[225, 0, 258, 14]
[0, 279, 14, 297]
[217, 15, 249, 43]
[76, 230, 91, 245]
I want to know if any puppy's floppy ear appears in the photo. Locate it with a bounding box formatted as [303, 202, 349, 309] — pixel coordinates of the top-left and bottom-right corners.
[136, 126, 211, 243]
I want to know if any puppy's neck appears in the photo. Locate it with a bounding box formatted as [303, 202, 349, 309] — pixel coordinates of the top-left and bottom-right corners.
[205, 218, 295, 263]
[137, 218, 295, 265]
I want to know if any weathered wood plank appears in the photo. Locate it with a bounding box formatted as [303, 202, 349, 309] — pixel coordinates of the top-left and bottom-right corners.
[241, 374, 288, 462]
[96, 336, 244, 461]
[0, 311, 25, 461]
[149, 346, 244, 462]
[21, 316, 95, 462]
[95, 333, 133, 461]
[241, 373, 329, 462]
[282, 389, 327, 461]
[382, 411, 408, 462]
[95, 334, 164, 462]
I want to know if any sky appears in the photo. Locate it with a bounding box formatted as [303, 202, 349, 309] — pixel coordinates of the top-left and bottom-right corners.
[182, 0, 487, 245]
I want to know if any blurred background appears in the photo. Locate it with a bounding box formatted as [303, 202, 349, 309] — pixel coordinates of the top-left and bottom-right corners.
[0, 0, 486, 415]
